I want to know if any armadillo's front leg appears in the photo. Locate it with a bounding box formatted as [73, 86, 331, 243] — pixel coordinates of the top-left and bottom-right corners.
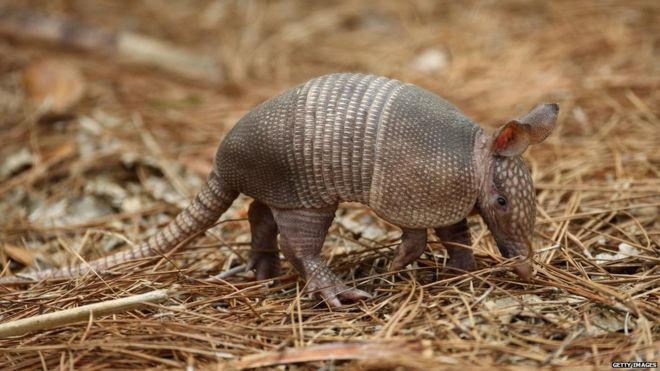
[390, 228, 427, 271]
[246, 200, 280, 280]
[271, 206, 371, 307]
[434, 218, 476, 273]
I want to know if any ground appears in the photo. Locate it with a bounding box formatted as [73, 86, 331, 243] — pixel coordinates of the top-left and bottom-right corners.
[0, 1, 658, 369]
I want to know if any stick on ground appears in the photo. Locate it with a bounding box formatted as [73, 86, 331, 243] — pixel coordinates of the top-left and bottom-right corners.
[0, 287, 174, 338]
[0, 10, 223, 84]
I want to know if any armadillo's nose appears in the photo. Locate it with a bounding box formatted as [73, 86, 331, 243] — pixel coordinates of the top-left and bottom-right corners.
[495, 238, 534, 280]
[513, 261, 533, 280]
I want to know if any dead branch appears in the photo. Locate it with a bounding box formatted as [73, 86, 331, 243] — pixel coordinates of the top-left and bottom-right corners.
[0, 9, 222, 84]
[0, 287, 174, 338]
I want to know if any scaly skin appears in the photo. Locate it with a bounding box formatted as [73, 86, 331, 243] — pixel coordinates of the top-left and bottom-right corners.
[216, 73, 480, 226]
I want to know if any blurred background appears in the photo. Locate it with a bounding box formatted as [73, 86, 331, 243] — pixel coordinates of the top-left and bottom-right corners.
[1, 0, 656, 240]
[1, 1, 657, 168]
[0, 1, 658, 369]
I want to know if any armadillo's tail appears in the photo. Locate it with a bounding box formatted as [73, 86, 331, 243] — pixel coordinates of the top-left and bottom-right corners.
[1, 171, 238, 284]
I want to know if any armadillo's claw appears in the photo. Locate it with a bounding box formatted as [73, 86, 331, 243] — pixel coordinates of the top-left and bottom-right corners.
[246, 252, 280, 281]
[304, 278, 371, 308]
[390, 247, 424, 272]
[323, 286, 372, 308]
[513, 262, 533, 280]
[389, 259, 409, 272]
[390, 228, 427, 272]
[390, 252, 423, 272]
[443, 254, 477, 274]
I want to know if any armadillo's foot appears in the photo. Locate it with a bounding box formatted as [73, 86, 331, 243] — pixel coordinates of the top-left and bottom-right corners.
[435, 219, 476, 275]
[247, 200, 280, 281]
[304, 275, 372, 308]
[443, 245, 476, 274]
[270, 205, 370, 307]
[301, 260, 372, 307]
[246, 251, 281, 280]
[390, 228, 427, 272]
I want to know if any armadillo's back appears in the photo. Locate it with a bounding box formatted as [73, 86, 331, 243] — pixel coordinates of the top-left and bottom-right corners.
[217, 73, 400, 207]
[217, 73, 480, 228]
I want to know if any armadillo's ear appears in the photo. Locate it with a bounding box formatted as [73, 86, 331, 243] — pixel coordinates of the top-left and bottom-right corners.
[491, 103, 559, 157]
[491, 120, 531, 157]
[516, 103, 559, 144]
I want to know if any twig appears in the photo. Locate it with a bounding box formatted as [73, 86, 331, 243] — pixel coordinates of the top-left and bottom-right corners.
[0, 10, 222, 84]
[0, 287, 174, 338]
[207, 264, 247, 281]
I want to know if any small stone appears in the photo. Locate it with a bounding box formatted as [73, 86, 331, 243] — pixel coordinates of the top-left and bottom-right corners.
[410, 48, 449, 73]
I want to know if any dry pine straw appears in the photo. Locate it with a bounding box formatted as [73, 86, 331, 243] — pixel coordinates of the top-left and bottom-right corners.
[0, 0, 659, 369]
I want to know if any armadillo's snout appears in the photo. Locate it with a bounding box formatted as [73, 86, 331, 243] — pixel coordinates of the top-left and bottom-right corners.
[496, 239, 534, 280]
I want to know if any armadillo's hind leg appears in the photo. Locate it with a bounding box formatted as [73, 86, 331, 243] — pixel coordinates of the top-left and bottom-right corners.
[390, 228, 427, 272]
[434, 218, 476, 273]
[246, 200, 280, 280]
[271, 206, 371, 308]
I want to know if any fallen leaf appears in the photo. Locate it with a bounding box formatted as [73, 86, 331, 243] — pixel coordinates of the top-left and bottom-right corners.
[22, 58, 86, 114]
[2, 244, 34, 266]
[589, 310, 627, 335]
[594, 243, 640, 263]
[0, 147, 33, 179]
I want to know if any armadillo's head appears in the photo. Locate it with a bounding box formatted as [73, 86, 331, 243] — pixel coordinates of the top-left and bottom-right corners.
[475, 103, 558, 280]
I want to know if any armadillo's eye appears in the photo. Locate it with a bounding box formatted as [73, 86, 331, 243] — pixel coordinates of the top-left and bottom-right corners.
[497, 196, 507, 206]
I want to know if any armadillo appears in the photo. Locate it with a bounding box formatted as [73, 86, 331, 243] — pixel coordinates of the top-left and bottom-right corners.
[2, 73, 558, 307]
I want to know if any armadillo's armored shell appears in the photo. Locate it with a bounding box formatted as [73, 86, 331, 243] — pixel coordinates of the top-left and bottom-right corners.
[217, 73, 480, 228]
[369, 82, 480, 227]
